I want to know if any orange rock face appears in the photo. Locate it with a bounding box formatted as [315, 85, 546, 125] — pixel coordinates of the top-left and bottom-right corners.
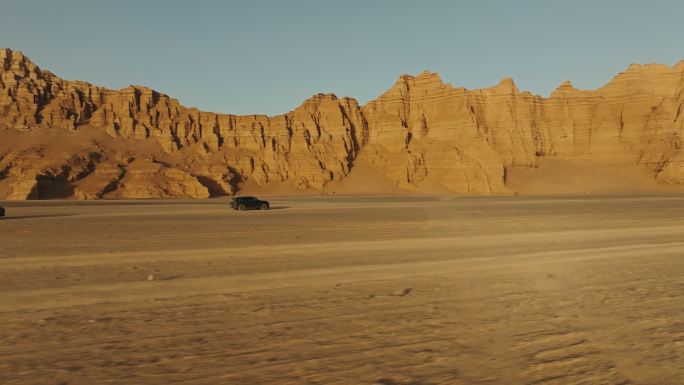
[1, 48, 683, 199]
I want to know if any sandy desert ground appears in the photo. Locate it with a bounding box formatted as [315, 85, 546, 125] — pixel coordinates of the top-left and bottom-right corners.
[1, 195, 684, 385]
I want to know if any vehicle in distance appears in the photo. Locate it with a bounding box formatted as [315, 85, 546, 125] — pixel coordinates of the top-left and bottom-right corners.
[231, 196, 270, 211]
[0, 206, 5, 218]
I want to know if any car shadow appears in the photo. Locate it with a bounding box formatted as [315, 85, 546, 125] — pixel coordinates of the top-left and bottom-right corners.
[0, 214, 76, 220]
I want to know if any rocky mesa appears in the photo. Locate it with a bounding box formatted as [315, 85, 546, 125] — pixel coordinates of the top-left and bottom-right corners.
[1, 48, 683, 199]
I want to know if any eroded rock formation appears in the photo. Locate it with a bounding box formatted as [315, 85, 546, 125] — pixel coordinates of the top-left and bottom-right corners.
[1, 48, 683, 199]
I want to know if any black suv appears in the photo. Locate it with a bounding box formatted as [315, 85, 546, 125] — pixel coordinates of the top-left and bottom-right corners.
[0, 206, 4, 218]
[231, 196, 270, 211]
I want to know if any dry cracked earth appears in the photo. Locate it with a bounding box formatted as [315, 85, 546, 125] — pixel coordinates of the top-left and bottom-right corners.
[1, 195, 684, 384]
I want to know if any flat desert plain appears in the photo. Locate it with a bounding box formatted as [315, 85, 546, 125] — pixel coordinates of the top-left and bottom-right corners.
[1, 195, 684, 385]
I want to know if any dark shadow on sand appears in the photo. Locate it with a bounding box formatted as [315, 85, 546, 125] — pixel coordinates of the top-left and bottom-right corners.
[0, 214, 76, 221]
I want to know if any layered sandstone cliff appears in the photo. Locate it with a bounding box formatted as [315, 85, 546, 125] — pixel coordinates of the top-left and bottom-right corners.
[1, 48, 683, 199]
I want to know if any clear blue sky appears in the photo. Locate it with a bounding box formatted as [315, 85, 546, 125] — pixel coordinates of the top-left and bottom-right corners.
[2, 0, 683, 115]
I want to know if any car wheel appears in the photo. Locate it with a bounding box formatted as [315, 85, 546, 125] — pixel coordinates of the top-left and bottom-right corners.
[238, 204, 247, 211]
[260, 203, 269, 210]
